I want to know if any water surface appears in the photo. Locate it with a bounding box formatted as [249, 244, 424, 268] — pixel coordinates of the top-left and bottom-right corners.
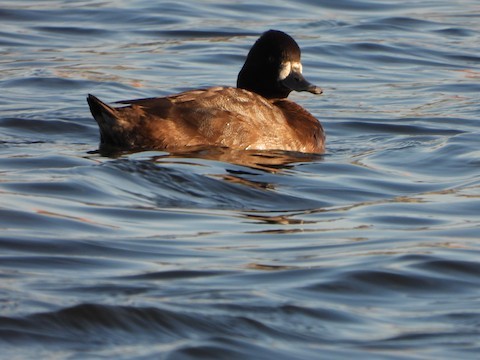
[1, 0, 480, 359]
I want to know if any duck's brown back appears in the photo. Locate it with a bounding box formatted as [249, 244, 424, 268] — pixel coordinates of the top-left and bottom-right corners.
[88, 87, 324, 153]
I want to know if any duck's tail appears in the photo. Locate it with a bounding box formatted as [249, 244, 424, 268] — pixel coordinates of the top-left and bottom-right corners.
[87, 94, 115, 118]
[87, 94, 126, 147]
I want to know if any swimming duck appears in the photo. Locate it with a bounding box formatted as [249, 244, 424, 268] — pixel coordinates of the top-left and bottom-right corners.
[87, 30, 325, 153]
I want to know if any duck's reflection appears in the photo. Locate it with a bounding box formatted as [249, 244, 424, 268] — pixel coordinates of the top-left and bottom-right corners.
[93, 145, 324, 211]
[155, 146, 323, 172]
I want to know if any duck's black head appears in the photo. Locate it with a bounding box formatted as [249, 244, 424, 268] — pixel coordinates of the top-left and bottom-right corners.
[237, 30, 322, 99]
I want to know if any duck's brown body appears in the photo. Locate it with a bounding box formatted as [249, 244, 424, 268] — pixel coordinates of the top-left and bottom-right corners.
[88, 87, 324, 153]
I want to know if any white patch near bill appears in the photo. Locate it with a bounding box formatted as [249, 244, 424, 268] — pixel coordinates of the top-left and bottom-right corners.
[278, 62, 291, 81]
[291, 62, 303, 74]
[278, 61, 303, 81]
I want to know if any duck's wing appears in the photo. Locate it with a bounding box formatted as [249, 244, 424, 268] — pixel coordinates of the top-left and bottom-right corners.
[88, 87, 280, 151]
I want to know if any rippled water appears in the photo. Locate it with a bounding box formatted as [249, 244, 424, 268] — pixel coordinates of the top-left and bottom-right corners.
[1, 0, 480, 358]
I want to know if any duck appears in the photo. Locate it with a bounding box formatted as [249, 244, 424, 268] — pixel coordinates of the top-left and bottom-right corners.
[87, 30, 325, 154]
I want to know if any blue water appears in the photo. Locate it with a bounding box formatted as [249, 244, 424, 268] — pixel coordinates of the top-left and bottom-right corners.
[1, 1, 480, 359]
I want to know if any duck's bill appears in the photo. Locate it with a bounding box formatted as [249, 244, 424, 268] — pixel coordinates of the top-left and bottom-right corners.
[281, 70, 323, 95]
